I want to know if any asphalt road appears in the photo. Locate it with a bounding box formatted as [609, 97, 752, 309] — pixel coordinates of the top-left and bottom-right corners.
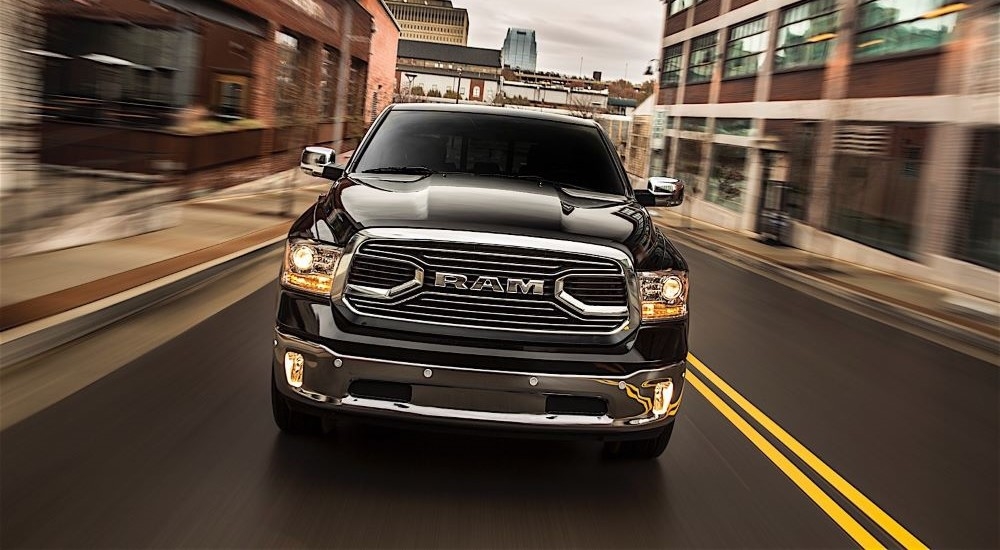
[2, 241, 996, 549]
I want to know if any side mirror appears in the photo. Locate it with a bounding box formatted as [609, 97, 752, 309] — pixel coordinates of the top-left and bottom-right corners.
[643, 176, 684, 207]
[321, 163, 346, 181]
[300, 146, 336, 177]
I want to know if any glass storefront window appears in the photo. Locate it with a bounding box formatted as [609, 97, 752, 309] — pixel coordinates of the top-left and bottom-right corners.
[775, 0, 839, 70]
[661, 44, 683, 87]
[957, 128, 1000, 270]
[828, 124, 925, 258]
[680, 117, 708, 132]
[707, 144, 748, 211]
[676, 139, 704, 193]
[687, 32, 718, 85]
[725, 17, 769, 78]
[715, 118, 753, 136]
[855, 0, 961, 59]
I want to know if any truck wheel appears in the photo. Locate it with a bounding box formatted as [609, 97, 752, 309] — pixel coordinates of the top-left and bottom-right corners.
[603, 422, 674, 460]
[271, 376, 322, 435]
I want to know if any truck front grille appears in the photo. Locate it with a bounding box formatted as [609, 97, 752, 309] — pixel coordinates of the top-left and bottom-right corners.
[343, 239, 630, 334]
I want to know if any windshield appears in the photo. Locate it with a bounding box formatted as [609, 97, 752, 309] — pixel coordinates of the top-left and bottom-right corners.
[353, 110, 628, 195]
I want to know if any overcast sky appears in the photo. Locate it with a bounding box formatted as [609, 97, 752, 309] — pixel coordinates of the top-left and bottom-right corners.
[462, 0, 664, 82]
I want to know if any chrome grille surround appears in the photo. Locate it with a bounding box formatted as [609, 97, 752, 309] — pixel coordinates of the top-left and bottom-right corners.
[330, 228, 639, 336]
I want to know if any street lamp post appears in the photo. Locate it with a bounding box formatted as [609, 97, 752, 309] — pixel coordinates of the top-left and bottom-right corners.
[404, 72, 417, 101]
[455, 67, 462, 104]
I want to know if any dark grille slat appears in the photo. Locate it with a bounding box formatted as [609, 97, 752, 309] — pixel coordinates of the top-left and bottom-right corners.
[345, 239, 629, 334]
[347, 255, 417, 290]
[562, 276, 628, 307]
[349, 300, 621, 330]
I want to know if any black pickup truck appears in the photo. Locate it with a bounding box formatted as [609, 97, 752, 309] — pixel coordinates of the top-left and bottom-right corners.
[273, 104, 689, 459]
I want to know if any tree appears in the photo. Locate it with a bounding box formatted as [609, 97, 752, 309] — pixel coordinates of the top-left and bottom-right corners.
[568, 97, 603, 119]
[605, 79, 655, 103]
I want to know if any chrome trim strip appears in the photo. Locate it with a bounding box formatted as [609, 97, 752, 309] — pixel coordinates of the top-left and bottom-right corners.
[278, 330, 685, 380]
[320, 396, 615, 426]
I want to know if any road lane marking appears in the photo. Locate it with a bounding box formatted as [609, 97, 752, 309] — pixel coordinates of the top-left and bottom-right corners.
[688, 353, 929, 550]
[685, 371, 884, 548]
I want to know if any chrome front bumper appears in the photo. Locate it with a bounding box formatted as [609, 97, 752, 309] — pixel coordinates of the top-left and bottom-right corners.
[273, 330, 685, 435]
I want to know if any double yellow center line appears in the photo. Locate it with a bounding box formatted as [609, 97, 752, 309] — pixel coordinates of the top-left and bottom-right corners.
[685, 353, 928, 550]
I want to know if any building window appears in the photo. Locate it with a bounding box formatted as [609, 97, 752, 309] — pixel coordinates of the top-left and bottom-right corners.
[855, 0, 963, 59]
[319, 47, 340, 118]
[786, 121, 818, 220]
[828, 124, 925, 258]
[346, 57, 368, 140]
[956, 128, 1000, 270]
[680, 117, 708, 132]
[687, 32, 718, 85]
[707, 144, 748, 211]
[775, 0, 839, 70]
[275, 30, 300, 120]
[214, 74, 248, 117]
[725, 17, 769, 78]
[715, 118, 753, 136]
[669, 0, 694, 15]
[660, 44, 683, 87]
[676, 139, 704, 191]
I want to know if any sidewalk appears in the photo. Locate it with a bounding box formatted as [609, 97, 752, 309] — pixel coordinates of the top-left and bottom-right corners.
[651, 208, 999, 359]
[0, 169, 328, 345]
[0, 181, 996, 365]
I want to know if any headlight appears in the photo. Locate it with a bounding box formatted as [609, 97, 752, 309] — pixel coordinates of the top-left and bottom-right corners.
[281, 239, 343, 295]
[639, 270, 688, 321]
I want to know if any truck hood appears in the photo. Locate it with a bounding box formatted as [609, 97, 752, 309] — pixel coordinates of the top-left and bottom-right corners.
[307, 174, 686, 270]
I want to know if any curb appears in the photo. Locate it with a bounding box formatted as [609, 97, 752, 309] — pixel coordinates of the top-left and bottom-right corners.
[656, 222, 1000, 360]
[0, 235, 286, 367]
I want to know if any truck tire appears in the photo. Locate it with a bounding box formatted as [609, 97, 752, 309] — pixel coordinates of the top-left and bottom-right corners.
[271, 376, 322, 435]
[603, 422, 674, 460]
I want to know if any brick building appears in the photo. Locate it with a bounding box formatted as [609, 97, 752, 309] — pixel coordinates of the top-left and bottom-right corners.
[360, 0, 401, 124]
[32, 0, 396, 185]
[654, 0, 999, 299]
[0, 0, 45, 195]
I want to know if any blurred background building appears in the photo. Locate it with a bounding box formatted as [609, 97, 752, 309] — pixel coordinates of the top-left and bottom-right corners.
[0, 0, 399, 257]
[385, 0, 468, 45]
[651, 0, 999, 299]
[501, 27, 538, 71]
[395, 39, 501, 101]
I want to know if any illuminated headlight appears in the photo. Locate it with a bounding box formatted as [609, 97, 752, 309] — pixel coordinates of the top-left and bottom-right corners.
[639, 270, 688, 321]
[281, 239, 343, 295]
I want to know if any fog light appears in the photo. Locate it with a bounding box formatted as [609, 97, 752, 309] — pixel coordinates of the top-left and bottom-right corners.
[284, 351, 304, 388]
[653, 380, 673, 416]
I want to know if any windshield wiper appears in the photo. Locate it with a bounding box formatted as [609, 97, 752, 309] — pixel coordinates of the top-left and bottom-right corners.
[478, 173, 591, 192]
[361, 166, 437, 175]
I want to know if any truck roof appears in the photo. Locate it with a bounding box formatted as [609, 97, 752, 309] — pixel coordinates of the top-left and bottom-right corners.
[390, 103, 598, 127]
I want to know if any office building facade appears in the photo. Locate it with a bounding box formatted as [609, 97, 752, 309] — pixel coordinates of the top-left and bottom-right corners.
[655, 0, 999, 299]
[502, 28, 538, 71]
[386, 0, 469, 45]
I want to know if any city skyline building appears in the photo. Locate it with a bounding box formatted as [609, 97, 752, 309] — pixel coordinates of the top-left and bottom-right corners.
[385, 0, 469, 46]
[501, 27, 537, 71]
